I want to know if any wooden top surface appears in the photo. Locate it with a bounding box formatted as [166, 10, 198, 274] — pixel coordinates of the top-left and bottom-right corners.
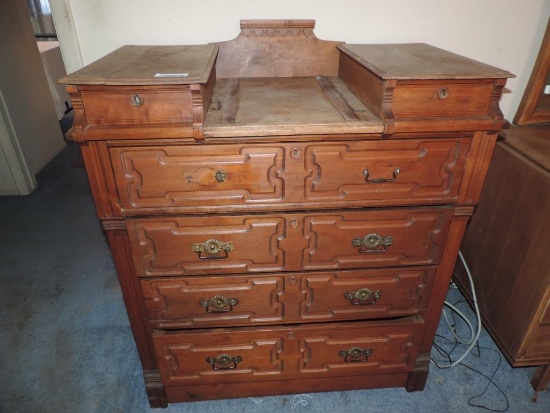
[338, 43, 514, 80]
[501, 124, 550, 172]
[59, 45, 218, 85]
[204, 76, 383, 137]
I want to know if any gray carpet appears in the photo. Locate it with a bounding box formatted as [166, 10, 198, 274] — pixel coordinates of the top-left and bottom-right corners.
[0, 142, 548, 413]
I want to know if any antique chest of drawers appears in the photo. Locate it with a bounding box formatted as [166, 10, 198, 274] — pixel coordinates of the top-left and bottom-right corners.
[60, 20, 513, 407]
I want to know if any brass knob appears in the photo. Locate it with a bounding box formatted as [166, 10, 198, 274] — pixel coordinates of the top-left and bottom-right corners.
[215, 170, 227, 183]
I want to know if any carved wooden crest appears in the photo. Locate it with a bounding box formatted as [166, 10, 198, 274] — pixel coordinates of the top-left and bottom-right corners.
[214, 20, 342, 78]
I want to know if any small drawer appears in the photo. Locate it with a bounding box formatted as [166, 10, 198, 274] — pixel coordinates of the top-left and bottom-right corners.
[141, 267, 435, 329]
[153, 318, 423, 386]
[81, 87, 193, 124]
[127, 209, 451, 277]
[392, 81, 494, 118]
[304, 138, 470, 205]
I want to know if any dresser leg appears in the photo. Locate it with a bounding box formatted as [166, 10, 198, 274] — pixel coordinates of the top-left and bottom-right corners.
[406, 353, 430, 392]
[531, 364, 550, 392]
[145, 370, 168, 408]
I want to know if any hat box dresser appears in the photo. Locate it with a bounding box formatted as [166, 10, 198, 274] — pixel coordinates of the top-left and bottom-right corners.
[60, 20, 513, 408]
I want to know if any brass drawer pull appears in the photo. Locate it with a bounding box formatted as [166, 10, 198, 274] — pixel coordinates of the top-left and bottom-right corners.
[362, 168, 400, 183]
[352, 233, 393, 253]
[215, 170, 227, 183]
[191, 239, 234, 260]
[344, 288, 382, 305]
[207, 354, 242, 370]
[131, 94, 144, 107]
[338, 347, 373, 363]
[200, 296, 239, 313]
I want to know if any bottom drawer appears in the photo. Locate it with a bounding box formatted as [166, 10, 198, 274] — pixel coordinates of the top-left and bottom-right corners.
[153, 318, 423, 386]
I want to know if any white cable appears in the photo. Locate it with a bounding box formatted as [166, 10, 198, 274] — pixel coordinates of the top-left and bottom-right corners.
[431, 250, 482, 368]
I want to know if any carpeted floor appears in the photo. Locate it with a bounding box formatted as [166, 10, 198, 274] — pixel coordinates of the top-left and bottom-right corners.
[0, 139, 548, 413]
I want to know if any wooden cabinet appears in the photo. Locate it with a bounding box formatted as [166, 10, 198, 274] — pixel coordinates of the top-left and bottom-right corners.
[60, 20, 512, 408]
[454, 125, 550, 392]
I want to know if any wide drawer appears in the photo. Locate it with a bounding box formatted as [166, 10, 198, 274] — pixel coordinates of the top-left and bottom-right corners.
[127, 208, 452, 276]
[142, 267, 435, 329]
[81, 86, 193, 125]
[110, 138, 470, 214]
[153, 318, 423, 386]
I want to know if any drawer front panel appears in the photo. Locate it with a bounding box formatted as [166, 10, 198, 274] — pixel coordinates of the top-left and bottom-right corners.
[128, 208, 451, 277]
[305, 139, 470, 204]
[128, 215, 287, 277]
[302, 208, 451, 270]
[153, 319, 423, 385]
[110, 145, 285, 210]
[142, 267, 435, 328]
[81, 88, 193, 124]
[392, 82, 493, 117]
[110, 138, 472, 215]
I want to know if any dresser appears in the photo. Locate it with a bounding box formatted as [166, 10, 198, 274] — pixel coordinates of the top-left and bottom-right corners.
[60, 20, 513, 408]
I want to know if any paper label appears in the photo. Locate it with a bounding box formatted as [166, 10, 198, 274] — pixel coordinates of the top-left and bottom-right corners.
[544, 85, 550, 94]
[154, 73, 189, 78]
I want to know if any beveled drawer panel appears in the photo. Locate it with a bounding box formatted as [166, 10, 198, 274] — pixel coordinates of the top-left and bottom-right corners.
[81, 87, 193, 124]
[127, 215, 287, 277]
[392, 81, 493, 118]
[153, 318, 423, 386]
[110, 144, 285, 210]
[305, 139, 470, 204]
[128, 208, 451, 277]
[142, 267, 435, 329]
[302, 208, 451, 270]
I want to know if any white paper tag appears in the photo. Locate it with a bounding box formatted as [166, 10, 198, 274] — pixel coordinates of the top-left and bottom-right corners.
[154, 73, 189, 78]
[544, 85, 550, 94]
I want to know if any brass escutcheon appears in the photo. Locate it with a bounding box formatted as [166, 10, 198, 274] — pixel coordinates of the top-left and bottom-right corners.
[131, 94, 144, 107]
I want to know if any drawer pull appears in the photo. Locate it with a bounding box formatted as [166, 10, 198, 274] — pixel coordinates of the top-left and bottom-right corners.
[191, 239, 234, 259]
[215, 170, 227, 183]
[131, 94, 144, 107]
[338, 347, 373, 363]
[199, 296, 239, 313]
[344, 288, 382, 305]
[207, 354, 242, 370]
[362, 168, 400, 183]
[352, 233, 393, 253]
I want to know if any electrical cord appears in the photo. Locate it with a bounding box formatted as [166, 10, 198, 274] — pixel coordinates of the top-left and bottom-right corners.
[431, 250, 482, 368]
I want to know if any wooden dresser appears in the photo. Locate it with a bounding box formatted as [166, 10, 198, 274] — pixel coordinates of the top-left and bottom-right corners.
[60, 20, 513, 408]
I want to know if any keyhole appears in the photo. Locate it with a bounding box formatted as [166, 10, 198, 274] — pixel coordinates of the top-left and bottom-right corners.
[132, 94, 144, 107]
[437, 88, 449, 100]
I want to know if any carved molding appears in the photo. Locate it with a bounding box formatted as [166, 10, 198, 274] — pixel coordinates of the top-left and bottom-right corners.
[65, 85, 87, 143]
[102, 219, 126, 231]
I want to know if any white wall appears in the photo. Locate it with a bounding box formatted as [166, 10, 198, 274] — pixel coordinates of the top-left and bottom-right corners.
[51, 0, 550, 121]
[0, 0, 66, 195]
